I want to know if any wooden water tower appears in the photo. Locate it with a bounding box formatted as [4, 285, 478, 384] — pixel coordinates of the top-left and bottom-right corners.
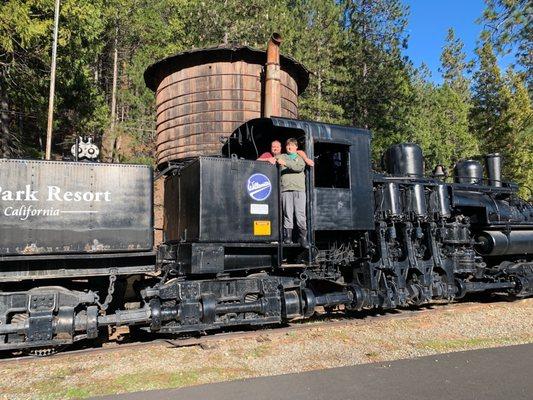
[144, 38, 309, 169]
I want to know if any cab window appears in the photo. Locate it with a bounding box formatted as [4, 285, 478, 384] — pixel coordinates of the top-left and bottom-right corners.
[314, 142, 350, 188]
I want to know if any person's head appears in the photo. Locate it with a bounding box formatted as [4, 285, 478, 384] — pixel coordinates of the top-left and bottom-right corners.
[270, 140, 282, 156]
[285, 138, 298, 154]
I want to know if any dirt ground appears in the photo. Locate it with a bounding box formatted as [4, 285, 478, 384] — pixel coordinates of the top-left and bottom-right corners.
[1, 297, 532, 400]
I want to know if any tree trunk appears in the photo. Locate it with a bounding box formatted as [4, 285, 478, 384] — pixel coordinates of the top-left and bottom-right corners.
[0, 94, 12, 158]
[110, 26, 119, 132]
[317, 70, 322, 122]
[110, 24, 119, 162]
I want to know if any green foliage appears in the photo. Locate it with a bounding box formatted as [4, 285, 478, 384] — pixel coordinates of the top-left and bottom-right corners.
[408, 77, 478, 171]
[480, 0, 532, 92]
[439, 28, 473, 98]
[471, 40, 532, 194]
[182, 0, 291, 48]
[341, 0, 414, 158]
[471, 41, 508, 143]
[0, 0, 108, 156]
[106, 0, 192, 157]
[286, 0, 348, 124]
[500, 69, 532, 196]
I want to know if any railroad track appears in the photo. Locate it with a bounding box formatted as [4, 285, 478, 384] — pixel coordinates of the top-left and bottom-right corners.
[0, 297, 515, 363]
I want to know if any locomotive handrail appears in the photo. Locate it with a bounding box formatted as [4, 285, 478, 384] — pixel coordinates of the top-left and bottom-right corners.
[277, 164, 283, 268]
[305, 164, 313, 267]
[451, 182, 516, 193]
[373, 176, 439, 185]
[374, 175, 520, 195]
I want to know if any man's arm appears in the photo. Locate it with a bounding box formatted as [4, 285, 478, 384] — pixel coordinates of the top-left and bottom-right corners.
[278, 155, 305, 172]
[296, 150, 315, 167]
[257, 152, 277, 165]
[257, 157, 277, 165]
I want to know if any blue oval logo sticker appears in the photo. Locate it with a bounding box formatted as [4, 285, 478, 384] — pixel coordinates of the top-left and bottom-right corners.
[247, 173, 272, 201]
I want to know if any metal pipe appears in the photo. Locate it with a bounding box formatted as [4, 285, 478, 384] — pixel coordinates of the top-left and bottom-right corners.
[315, 291, 353, 307]
[215, 299, 267, 314]
[384, 182, 401, 216]
[485, 153, 502, 187]
[0, 322, 27, 335]
[263, 33, 282, 118]
[410, 184, 427, 217]
[463, 281, 516, 293]
[436, 184, 451, 217]
[96, 307, 152, 326]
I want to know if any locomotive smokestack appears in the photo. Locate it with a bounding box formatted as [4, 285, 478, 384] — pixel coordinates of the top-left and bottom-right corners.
[485, 153, 502, 187]
[264, 33, 283, 118]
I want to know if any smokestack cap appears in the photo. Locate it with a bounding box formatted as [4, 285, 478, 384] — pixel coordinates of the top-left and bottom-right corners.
[270, 33, 282, 45]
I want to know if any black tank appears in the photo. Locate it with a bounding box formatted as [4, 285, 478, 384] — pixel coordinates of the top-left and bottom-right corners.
[454, 160, 483, 184]
[382, 143, 424, 177]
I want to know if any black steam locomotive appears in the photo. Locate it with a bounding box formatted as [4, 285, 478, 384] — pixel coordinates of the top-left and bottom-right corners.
[0, 116, 532, 354]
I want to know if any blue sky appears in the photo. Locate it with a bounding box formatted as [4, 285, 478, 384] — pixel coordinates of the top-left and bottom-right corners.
[403, 0, 514, 83]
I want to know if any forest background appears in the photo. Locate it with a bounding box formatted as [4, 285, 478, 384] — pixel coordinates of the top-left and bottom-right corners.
[0, 0, 531, 196]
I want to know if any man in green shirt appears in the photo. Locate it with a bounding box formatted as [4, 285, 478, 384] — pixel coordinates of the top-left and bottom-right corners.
[276, 138, 311, 248]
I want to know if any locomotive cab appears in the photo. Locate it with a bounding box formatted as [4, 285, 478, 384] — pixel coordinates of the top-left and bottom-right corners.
[228, 118, 374, 261]
[226, 117, 375, 234]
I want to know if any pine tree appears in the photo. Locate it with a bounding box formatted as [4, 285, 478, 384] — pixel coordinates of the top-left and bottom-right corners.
[0, 0, 52, 156]
[181, 0, 294, 48]
[471, 41, 509, 150]
[439, 28, 472, 98]
[341, 0, 414, 157]
[285, 0, 348, 124]
[407, 71, 477, 171]
[480, 0, 532, 94]
[412, 27, 480, 170]
[0, 0, 108, 158]
[502, 69, 532, 197]
[472, 40, 532, 195]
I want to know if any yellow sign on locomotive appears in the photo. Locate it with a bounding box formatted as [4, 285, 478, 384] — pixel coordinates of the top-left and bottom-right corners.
[253, 220, 271, 236]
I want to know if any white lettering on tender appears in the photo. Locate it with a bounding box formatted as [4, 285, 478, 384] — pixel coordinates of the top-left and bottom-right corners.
[0, 185, 39, 201]
[3, 205, 60, 221]
[0, 185, 111, 203]
[47, 186, 62, 201]
[46, 186, 110, 202]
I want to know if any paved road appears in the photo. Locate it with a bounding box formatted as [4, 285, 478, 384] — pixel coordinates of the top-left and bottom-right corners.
[98, 344, 533, 400]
